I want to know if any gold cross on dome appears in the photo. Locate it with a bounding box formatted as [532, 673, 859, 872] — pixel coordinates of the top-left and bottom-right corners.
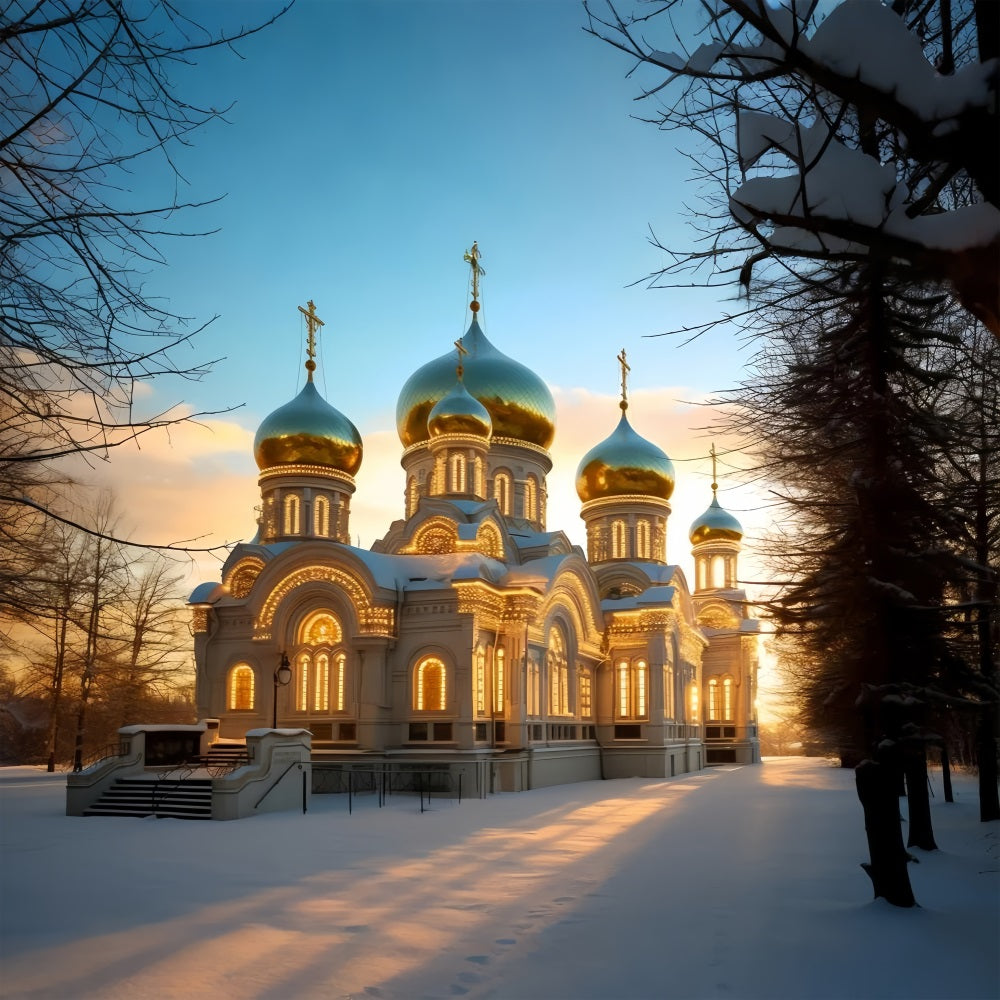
[298, 299, 325, 381]
[617, 348, 630, 409]
[463, 241, 485, 304]
[710, 442, 719, 493]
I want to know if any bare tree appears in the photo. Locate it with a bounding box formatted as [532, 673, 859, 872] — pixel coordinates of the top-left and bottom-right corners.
[0, 0, 289, 554]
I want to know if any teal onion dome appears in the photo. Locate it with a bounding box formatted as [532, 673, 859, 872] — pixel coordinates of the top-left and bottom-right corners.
[397, 317, 555, 449]
[254, 381, 363, 474]
[428, 380, 492, 439]
[689, 494, 743, 545]
[575, 410, 675, 502]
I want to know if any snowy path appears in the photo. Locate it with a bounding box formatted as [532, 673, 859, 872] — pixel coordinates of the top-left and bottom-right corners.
[1, 758, 996, 1000]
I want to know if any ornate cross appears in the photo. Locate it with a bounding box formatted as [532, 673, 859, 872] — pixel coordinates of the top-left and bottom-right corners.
[298, 299, 325, 381]
[617, 347, 630, 410]
[710, 442, 718, 493]
[463, 241, 485, 305]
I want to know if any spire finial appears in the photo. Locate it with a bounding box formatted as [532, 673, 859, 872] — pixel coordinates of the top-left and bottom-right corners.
[617, 347, 630, 411]
[297, 299, 325, 383]
[454, 338, 468, 380]
[463, 241, 485, 315]
[710, 442, 719, 494]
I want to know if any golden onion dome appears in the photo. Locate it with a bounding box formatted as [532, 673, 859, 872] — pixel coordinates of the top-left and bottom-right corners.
[575, 410, 675, 502]
[428, 379, 492, 439]
[253, 381, 363, 474]
[689, 494, 743, 545]
[396, 317, 556, 449]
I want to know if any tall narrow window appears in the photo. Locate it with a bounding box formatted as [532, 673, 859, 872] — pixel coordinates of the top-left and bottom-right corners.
[407, 476, 419, 516]
[636, 660, 647, 717]
[449, 453, 467, 493]
[579, 669, 592, 718]
[527, 657, 540, 716]
[494, 647, 505, 711]
[493, 471, 512, 515]
[415, 656, 446, 711]
[663, 664, 675, 718]
[314, 495, 330, 537]
[334, 653, 346, 712]
[315, 652, 330, 712]
[297, 652, 310, 711]
[524, 477, 538, 520]
[475, 647, 486, 716]
[689, 682, 699, 721]
[283, 494, 300, 535]
[708, 677, 720, 720]
[612, 519, 627, 558]
[547, 627, 569, 715]
[723, 677, 734, 721]
[228, 664, 255, 711]
[636, 519, 651, 559]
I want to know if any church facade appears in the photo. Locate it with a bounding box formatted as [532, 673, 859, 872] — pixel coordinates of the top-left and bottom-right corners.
[188, 248, 759, 790]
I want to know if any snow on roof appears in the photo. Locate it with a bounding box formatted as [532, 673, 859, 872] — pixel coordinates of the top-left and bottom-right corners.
[187, 581, 224, 605]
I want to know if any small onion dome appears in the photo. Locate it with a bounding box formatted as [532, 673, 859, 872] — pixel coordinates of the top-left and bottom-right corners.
[253, 380, 362, 474]
[396, 317, 555, 449]
[689, 494, 743, 545]
[428, 380, 492, 439]
[575, 411, 675, 502]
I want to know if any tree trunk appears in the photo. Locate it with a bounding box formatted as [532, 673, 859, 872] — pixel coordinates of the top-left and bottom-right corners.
[941, 744, 954, 804]
[903, 744, 938, 850]
[976, 709, 1000, 822]
[856, 758, 917, 907]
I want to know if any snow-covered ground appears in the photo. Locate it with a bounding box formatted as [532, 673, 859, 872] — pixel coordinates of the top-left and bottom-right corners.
[1, 758, 996, 1000]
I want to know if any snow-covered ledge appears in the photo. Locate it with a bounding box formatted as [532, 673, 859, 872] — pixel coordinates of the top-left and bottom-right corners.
[211, 729, 312, 820]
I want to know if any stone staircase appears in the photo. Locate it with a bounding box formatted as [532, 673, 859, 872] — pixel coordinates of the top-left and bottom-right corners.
[84, 776, 213, 819]
[82, 743, 248, 819]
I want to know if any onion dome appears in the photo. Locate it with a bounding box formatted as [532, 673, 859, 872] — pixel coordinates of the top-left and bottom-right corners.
[428, 378, 492, 438]
[689, 493, 743, 545]
[575, 410, 675, 502]
[397, 316, 555, 449]
[254, 381, 362, 473]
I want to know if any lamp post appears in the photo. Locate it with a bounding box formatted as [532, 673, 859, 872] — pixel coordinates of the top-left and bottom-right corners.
[273, 652, 292, 729]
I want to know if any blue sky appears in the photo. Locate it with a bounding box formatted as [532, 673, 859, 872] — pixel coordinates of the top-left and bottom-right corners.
[89, 0, 767, 584]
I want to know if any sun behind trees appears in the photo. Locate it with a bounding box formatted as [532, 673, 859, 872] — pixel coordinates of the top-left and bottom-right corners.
[588, 0, 999, 906]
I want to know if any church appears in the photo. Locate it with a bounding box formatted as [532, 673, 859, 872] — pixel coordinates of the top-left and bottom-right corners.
[188, 245, 759, 790]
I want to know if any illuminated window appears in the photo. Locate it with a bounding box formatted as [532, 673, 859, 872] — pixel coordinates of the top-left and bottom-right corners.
[494, 647, 505, 710]
[228, 664, 255, 711]
[548, 627, 569, 715]
[407, 476, 419, 516]
[283, 494, 300, 535]
[579, 669, 592, 718]
[475, 647, 486, 716]
[708, 677, 720, 720]
[527, 656, 540, 716]
[617, 658, 648, 719]
[612, 519, 627, 558]
[689, 682, 699, 721]
[723, 677, 734, 721]
[314, 495, 330, 537]
[449, 453, 467, 493]
[474, 456, 485, 497]
[294, 612, 347, 714]
[493, 471, 512, 515]
[637, 519, 651, 559]
[663, 664, 675, 718]
[524, 477, 538, 521]
[414, 656, 446, 711]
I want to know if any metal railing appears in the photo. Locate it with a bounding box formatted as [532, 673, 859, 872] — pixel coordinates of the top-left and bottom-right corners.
[311, 763, 464, 814]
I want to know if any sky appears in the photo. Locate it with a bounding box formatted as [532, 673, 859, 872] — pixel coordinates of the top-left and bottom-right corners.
[71, 1, 773, 596]
[2, 758, 997, 999]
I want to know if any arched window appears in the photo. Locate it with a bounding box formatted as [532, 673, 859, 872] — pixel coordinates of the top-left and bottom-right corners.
[294, 611, 347, 714]
[414, 656, 446, 711]
[406, 475, 419, 516]
[474, 456, 485, 497]
[689, 682, 699, 722]
[548, 626, 569, 715]
[493, 471, 512, 515]
[617, 658, 648, 719]
[449, 453, 467, 493]
[612, 519, 627, 559]
[636, 519, 651, 559]
[228, 664, 255, 711]
[314, 495, 330, 537]
[283, 494, 300, 535]
[475, 647, 486, 716]
[527, 656, 540, 717]
[723, 677, 734, 722]
[707, 677, 720, 720]
[524, 477, 538, 521]
[494, 647, 505, 711]
[711, 554, 726, 588]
